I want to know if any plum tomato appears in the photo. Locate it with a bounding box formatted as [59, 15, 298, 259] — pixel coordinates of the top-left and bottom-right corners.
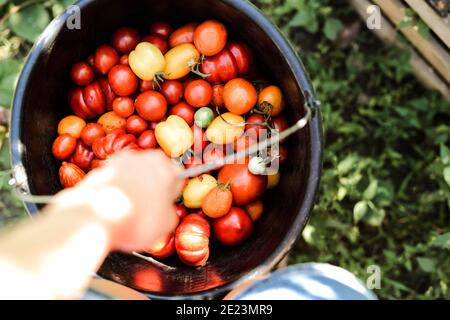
[92, 129, 139, 160]
[80, 123, 106, 146]
[223, 78, 257, 115]
[202, 184, 232, 218]
[70, 141, 94, 171]
[69, 88, 97, 119]
[218, 162, 267, 206]
[163, 43, 200, 80]
[94, 45, 119, 74]
[175, 204, 188, 219]
[108, 65, 138, 96]
[160, 80, 184, 105]
[211, 84, 224, 108]
[112, 97, 134, 118]
[182, 174, 217, 209]
[170, 101, 195, 126]
[144, 233, 175, 259]
[212, 207, 253, 246]
[175, 214, 210, 266]
[83, 81, 106, 115]
[120, 54, 129, 65]
[70, 62, 94, 86]
[111, 27, 140, 54]
[58, 115, 86, 139]
[194, 107, 214, 128]
[97, 111, 127, 134]
[185, 80, 213, 108]
[168, 23, 198, 48]
[129, 42, 166, 81]
[59, 162, 85, 189]
[138, 130, 157, 150]
[126, 115, 148, 136]
[245, 200, 263, 222]
[135, 91, 168, 122]
[150, 21, 173, 39]
[192, 125, 207, 154]
[142, 34, 169, 55]
[205, 112, 245, 145]
[193, 20, 227, 56]
[52, 134, 77, 160]
[258, 85, 284, 116]
[271, 116, 288, 133]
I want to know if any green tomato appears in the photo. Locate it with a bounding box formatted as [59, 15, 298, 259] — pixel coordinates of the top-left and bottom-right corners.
[248, 156, 266, 175]
[194, 107, 214, 128]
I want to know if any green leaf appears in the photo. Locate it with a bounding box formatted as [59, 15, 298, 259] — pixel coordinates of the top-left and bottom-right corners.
[288, 9, 318, 33]
[323, 18, 343, 40]
[430, 232, 450, 249]
[337, 155, 357, 175]
[440, 144, 450, 165]
[353, 200, 367, 223]
[0, 59, 22, 108]
[8, 4, 50, 42]
[417, 257, 435, 273]
[364, 207, 386, 227]
[443, 167, 450, 187]
[363, 180, 378, 200]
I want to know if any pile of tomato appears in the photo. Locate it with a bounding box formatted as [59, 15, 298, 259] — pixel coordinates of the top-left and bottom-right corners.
[52, 20, 289, 267]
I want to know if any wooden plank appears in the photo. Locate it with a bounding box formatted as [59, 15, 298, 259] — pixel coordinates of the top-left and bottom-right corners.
[348, 0, 450, 101]
[373, 0, 450, 84]
[404, 0, 450, 48]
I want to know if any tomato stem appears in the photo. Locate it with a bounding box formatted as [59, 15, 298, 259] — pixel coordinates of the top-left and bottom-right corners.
[188, 54, 211, 79]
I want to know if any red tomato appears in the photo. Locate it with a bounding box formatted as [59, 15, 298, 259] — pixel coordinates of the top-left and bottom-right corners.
[138, 130, 157, 149]
[271, 116, 288, 132]
[52, 134, 77, 160]
[175, 204, 188, 219]
[83, 81, 106, 115]
[160, 80, 184, 105]
[200, 49, 238, 83]
[218, 162, 267, 206]
[234, 132, 257, 153]
[94, 45, 119, 74]
[126, 115, 148, 135]
[135, 91, 167, 121]
[194, 20, 227, 56]
[97, 78, 117, 110]
[203, 144, 225, 166]
[111, 27, 140, 54]
[150, 21, 173, 39]
[201, 185, 232, 218]
[212, 207, 253, 246]
[58, 115, 86, 139]
[70, 62, 94, 86]
[175, 214, 210, 266]
[144, 233, 175, 259]
[246, 114, 267, 136]
[70, 141, 94, 171]
[168, 23, 198, 48]
[87, 54, 95, 68]
[192, 125, 207, 154]
[140, 79, 159, 92]
[142, 34, 169, 54]
[223, 78, 257, 115]
[80, 123, 106, 146]
[112, 97, 134, 118]
[170, 101, 195, 126]
[59, 162, 85, 189]
[69, 88, 96, 119]
[227, 41, 253, 75]
[184, 80, 213, 108]
[108, 65, 138, 96]
[92, 129, 140, 160]
[120, 54, 129, 65]
[211, 84, 224, 108]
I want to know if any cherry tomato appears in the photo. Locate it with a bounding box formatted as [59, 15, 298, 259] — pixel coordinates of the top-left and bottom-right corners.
[194, 107, 214, 128]
[58, 115, 86, 139]
[185, 80, 213, 107]
[192, 125, 207, 154]
[80, 123, 106, 146]
[202, 184, 232, 218]
[83, 81, 106, 115]
[92, 129, 139, 160]
[234, 131, 257, 153]
[135, 91, 167, 122]
[150, 21, 173, 39]
[144, 233, 175, 259]
[137, 130, 157, 149]
[87, 54, 95, 68]
[245, 200, 263, 222]
[69, 88, 96, 119]
[203, 144, 225, 166]
[70, 62, 94, 86]
[126, 115, 148, 135]
[218, 161, 267, 206]
[227, 41, 253, 75]
[258, 85, 284, 116]
[108, 65, 138, 96]
[140, 79, 159, 92]
[212, 207, 253, 246]
[112, 97, 134, 118]
[52, 134, 77, 160]
[70, 141, 94, 170]
[59, 162, 85, 189]
[211, 84, 224, 108]
[111, 27, 140, 54]
[94, 45, 119, 74]
[183, 76, 197, 88]
[194, 20, 227, 56]
[170, 101, 195, 126]
[175, 214, 210, 266]
[97, 78, 117, 110]
[142, 34, 169, 55]
[129, 42, 165, 81]
[223, 78, 257, 115]
[200, 49, 238, 83]
[97, 111, 127, 134]
[175, 204, 188, 219]
[120, 54, 129, 65]
[271, 116, 288, 132]
[163, 43, 200, 80]
[160, 80, 184, 105]
[246, 114, 267, 136]
[169, 23, 198, 48]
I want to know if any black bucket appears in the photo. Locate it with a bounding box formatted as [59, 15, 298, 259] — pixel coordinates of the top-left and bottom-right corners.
[10, 0, 322, 299]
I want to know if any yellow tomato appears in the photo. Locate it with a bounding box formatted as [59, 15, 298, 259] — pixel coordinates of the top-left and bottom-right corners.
[206, 112, 245, 145]
[258, 85, 285, 116]
[267, 170, 281, 189]
[129, 42, 165, 81]
[245, 200, 263, 222]
[163, 43, 200, 80]
[183, 174, 217, 209]
[155, 115, 194, 157]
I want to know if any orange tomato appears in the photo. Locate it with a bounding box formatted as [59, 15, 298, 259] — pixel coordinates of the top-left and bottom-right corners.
[202, 184, 233, 218]
[97, 111, 127, 134]
[245, 200, 263, 222]
[57, 115, 86, 139]
[223, 78, 257, 115]
[258, 85, 285, 116]
[169, 23, 198, 48]
[193, 20, 227, 56]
